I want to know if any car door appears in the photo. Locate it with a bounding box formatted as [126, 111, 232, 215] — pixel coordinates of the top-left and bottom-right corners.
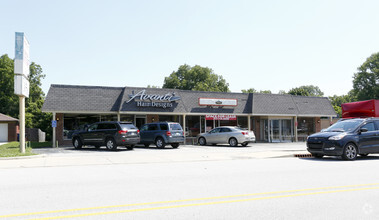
[82, 123, 101, 145]
[207, 128, 221, 143]
[219, 128, 232, 143]
[139, 124, 149, 144]
[358, 122, 377, 153]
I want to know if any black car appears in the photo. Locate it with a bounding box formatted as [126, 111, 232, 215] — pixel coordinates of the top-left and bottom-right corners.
[307, 118, 379, 160]
[72, 121, 140, 150]
[139, 122, 184, 148]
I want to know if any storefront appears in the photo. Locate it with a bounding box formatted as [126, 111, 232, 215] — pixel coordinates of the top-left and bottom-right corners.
[42, 85, 337, 145]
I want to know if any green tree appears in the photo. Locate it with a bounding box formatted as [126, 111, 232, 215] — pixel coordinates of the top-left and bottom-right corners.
[329, 92, 357, 117]
[352, 52, 379, 100]
[0, 54, 51, 140]
[163, 64, 230, 92]
[0, 54, 18, 117]
[241, 88, 271, 94]
[288, 85, 324, 97]
[241, 88, 257, 93]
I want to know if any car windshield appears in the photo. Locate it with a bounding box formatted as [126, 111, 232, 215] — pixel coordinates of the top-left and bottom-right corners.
[169, 123, 182, 130]
[324, 119, 363, 132]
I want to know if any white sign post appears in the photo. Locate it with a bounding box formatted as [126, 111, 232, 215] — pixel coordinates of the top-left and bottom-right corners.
[14, 32, 30, 154]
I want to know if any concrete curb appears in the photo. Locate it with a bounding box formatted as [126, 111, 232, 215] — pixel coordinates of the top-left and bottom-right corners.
[0, 154, 46, 160]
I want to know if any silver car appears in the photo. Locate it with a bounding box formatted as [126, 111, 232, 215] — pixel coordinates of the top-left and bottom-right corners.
[197, 126, 256, 147]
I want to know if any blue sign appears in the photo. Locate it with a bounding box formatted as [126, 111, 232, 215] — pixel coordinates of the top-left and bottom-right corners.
[52, 120, 57, 128]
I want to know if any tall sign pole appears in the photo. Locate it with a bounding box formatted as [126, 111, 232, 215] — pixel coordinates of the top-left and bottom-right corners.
[14, 32, 30, 153]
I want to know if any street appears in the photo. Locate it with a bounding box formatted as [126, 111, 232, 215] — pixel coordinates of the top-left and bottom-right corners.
[1, 144, 379, 219]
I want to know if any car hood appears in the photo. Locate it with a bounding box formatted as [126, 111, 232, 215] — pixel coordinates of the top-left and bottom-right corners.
[308, 132, 344, 138]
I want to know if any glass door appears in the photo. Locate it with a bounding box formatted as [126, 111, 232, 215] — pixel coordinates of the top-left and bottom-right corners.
[270, 120, 280, 142]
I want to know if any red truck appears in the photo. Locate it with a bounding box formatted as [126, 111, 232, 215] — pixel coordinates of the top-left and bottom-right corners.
[341, 99, 379, 118]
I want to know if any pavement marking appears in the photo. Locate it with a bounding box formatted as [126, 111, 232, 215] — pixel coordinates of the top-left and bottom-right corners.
[2, 183, 379, 219]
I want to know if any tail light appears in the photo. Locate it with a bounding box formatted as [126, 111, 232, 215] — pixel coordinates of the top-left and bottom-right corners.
[137, 129, 140, 134]
[118, 130, 127, 134]
[166, 131, 172, 136]
[242, 132, 248, 135]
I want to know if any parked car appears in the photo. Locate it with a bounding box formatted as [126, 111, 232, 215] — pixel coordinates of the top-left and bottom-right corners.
[307, 118, 379, 160]
[72, 121, 140, 150]
[139, 122, 184, 148]
[197, 126, 256, 147]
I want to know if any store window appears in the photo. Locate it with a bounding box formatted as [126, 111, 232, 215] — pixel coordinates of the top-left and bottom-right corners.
[159, 115, 180, 123]
[297, 117, 315, 141]
[186, 116, 201, 137]
[120, 115, 134, 122]
[63, 114, 101, 140]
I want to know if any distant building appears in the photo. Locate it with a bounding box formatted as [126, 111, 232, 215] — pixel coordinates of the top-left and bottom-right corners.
[42, 84, 337, 145]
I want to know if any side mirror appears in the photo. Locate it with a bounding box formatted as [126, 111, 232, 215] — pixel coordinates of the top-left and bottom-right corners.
[359, 128, 368, 133]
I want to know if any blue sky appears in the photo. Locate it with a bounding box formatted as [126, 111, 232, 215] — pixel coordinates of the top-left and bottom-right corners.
[1, 0, 379, 96]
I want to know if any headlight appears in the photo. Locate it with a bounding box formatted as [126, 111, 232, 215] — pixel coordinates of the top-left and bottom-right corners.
[328, 133, 347, 140]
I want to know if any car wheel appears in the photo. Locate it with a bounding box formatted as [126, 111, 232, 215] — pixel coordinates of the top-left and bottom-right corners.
[155, 137, 166, 149]
[229, 138, 238, 147]
[312, 154, 324, 159]
[106, 138, 117, 151]
[171, 143, 179, 148]
[127, 145, 134, 150]
[73, 137, 82, 149]
[198, 137, 206, 146]
[241, 142, 248, 147]
[359, 153, 369, 157]
[342, 143, 357, 160]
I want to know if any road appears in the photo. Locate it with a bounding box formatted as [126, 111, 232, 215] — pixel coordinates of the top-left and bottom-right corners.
[1, 144, 379, 219]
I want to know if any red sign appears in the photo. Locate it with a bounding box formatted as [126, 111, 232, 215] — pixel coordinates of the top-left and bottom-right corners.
[206, 115, 237, 120]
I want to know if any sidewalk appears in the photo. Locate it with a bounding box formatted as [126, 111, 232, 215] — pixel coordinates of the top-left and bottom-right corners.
[0, 142, 309, 169]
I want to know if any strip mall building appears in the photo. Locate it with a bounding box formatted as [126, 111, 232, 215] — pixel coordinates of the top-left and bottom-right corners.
[42, 84, 337, 145]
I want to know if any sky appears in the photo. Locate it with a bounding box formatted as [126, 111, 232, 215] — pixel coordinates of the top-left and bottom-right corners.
[1, 0, 379, 97]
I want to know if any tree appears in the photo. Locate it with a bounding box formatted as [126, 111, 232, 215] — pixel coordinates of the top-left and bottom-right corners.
[0, 54, 51, 140]
[288, 85, 324, 97]
[329, 92, 356, 117]
[352, 52, 379, 100]
[0, 54, 18, 117]
[241, 88, 271, 94]
[163, 64, 230, 92]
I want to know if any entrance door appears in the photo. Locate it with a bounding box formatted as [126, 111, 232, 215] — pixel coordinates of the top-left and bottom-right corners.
[270, 120, 280, 142]
[135, 117, 146, 130]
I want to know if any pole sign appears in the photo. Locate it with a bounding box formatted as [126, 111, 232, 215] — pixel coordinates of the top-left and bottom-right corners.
[14, 32, 30, 98]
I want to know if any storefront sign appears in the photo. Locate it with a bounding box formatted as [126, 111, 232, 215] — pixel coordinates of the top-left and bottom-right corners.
[206, 114, 237, 120]
[126, 90, 181, 109]
[199, 98, 237, 106]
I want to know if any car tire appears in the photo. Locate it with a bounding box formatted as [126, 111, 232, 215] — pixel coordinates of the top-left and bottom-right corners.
[127, 145, 134, 150]
[312, 154, 324, 159]
[229, 138, 238, 147]
[342, 143, 358, 161]
[106, 138, 117, 151]
[171, 143, 179, 148]
[155, 137, 166, 149]
[73, 137, 82, 149]
[359, 153, 369, 157]
[241, 142, 248, 147]
[198, 137, 206, 146]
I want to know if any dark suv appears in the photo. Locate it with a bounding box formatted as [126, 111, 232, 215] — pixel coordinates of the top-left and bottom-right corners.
[72, 121, 140, 150]
[139, 122, 184, 148]
[307, 118, 379, 160]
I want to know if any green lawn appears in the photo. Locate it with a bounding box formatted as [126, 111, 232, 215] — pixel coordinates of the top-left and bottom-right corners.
[0, 142, 36, 157]
[0, 141, 52, 157]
